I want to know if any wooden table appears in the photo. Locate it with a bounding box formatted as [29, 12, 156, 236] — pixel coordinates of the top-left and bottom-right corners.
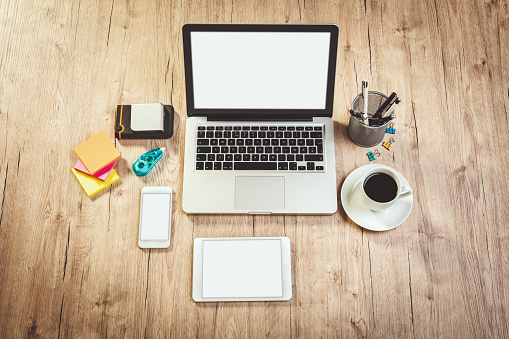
[1, 0, 508, 337]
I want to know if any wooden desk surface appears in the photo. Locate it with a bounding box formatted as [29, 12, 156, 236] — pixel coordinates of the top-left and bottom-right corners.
[1, 0, 508, 337]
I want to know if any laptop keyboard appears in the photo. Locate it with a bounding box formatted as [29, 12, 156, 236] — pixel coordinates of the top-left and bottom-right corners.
[195, 125, 325, 172]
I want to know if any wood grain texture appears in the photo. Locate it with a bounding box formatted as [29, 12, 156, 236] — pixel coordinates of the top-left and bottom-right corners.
[1, 0, 508, 337]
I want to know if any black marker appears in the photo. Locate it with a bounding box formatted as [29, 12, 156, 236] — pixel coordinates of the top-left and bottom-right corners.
[374, 92, 397, 119]
[370, 115, 394, 126]
[382, 98, 401, 118]
[349, 109, 366, 119]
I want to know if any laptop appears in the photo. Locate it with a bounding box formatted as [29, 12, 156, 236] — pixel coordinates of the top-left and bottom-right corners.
[182, 24, 339, 214]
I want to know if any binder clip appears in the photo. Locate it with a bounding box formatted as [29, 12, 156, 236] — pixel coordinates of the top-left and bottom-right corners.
[386, 122, 396, 134]
[367, 149, 380, 161]
[382, 137, 395, 150]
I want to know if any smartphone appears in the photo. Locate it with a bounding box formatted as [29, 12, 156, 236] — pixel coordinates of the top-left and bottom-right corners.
[138, 186, 172, 248]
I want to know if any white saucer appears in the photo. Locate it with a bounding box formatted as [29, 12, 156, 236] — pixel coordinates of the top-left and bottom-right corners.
[340, 164, 413, 231]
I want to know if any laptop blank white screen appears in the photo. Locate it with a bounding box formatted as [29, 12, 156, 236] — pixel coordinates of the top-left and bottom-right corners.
[190, 32, 331, 110]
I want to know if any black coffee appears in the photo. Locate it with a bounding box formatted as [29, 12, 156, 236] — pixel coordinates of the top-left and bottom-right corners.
[363, 172, 398, 203]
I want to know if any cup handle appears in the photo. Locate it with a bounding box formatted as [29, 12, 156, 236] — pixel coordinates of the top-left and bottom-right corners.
[399, 186, 413, 198]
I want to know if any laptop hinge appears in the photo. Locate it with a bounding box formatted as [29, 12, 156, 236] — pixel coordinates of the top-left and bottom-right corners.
[206, 116, 313, 122]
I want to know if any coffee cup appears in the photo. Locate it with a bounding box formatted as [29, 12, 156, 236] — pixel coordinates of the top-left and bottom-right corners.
[354, 166, 413, 211]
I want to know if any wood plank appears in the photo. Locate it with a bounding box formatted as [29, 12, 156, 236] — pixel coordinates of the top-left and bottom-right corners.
[0, 0, 508, 337]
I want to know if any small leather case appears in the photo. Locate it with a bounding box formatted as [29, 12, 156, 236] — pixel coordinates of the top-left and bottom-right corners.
[115, 104, 174, 139]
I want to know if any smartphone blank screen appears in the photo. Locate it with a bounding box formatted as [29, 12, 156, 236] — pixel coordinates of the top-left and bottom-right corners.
[140, 193, 171, 241]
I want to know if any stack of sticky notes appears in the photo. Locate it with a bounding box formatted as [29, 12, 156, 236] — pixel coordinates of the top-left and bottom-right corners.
[72, 131, 121, 197]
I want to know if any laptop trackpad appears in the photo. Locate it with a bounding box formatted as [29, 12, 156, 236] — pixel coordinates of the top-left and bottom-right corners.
[235, 176, 285, 211]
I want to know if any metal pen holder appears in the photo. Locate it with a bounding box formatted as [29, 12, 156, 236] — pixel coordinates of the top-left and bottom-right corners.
[347, 91, 392, 148]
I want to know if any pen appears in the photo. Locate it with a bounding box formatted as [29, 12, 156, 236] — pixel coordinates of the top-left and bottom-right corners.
[362, 80, 369, 124]
[370, 115, 395, 126]
[374, 92, 397, 119]
[382, 97, 401, 118]
[349, 109, 366, 119]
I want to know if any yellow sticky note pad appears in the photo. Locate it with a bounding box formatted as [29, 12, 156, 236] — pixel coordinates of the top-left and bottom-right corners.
[73, 131, 121, 174]
[72, 168, 120, 197]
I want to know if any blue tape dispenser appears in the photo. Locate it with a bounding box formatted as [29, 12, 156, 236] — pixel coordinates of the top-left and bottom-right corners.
[132, 147, 165, 176]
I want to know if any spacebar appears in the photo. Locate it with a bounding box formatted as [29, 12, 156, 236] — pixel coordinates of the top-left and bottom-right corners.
[234, 162, 277, 170]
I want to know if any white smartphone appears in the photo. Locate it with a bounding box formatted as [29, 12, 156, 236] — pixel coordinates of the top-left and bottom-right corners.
[138, 186, 172, 248]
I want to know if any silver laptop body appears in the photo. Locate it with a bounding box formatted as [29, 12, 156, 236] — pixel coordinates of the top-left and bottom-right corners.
[182, 24, 339, 214]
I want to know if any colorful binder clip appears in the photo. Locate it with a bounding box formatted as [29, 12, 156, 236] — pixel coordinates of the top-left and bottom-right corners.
[386, 122, 396, 134]
[367, 149, 380, 161]
[383, 137, 395, 150]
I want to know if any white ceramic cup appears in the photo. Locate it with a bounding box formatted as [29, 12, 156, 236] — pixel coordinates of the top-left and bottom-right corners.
[355, 166, 413, 211]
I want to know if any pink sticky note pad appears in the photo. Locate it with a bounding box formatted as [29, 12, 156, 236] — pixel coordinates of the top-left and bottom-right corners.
[74, 152, 121, 181]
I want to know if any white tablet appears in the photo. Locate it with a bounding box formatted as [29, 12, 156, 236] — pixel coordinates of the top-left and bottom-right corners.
[192, 237, 292, 302]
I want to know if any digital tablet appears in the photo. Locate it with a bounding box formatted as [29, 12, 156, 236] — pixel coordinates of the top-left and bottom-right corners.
[192, 237, 292, 302]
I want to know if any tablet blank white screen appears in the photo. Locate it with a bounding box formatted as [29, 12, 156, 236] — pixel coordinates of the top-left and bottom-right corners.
[140, 193, 171, 241]
[202, 239, 283, 298]
[190, 32, 331, 109]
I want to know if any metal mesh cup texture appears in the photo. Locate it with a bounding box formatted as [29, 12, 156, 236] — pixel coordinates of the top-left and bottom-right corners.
[347, 91, 392, 148]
